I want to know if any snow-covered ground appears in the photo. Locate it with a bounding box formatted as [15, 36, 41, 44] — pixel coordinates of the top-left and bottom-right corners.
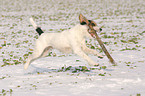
[0, 0, 145, 96]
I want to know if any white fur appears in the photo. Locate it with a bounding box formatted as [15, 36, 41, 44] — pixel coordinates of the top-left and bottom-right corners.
[24, 19, 103, 70]
[30, 18, 37, 29]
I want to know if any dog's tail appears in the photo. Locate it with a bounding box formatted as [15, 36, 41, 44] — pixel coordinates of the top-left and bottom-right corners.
[29, 18, 44, 35]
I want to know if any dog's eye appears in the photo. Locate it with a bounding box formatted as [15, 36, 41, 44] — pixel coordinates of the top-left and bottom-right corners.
[88, 20, 96, 26]
[91, 23, 96, 26]
[80, 22, 87, 25]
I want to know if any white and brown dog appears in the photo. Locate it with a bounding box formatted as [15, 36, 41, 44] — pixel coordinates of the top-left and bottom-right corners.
[24, 14, 103, 70]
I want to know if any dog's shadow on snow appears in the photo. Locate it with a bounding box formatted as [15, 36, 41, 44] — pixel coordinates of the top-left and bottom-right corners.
[25, 64, 114, 75]
[25, 65, 55, 74]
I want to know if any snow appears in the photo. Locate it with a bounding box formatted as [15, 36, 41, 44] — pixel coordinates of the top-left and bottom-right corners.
[1, 56, 145, 96]
[0, 0, 145, 96]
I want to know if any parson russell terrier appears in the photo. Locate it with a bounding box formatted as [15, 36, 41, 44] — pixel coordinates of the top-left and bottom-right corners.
[24, 14, 103, 70]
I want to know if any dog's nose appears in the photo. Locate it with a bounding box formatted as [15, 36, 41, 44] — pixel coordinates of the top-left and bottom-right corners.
[100, 28, 102, 31]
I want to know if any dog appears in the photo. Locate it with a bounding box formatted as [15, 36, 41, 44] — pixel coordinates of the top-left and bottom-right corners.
[24, 14, 103, 70]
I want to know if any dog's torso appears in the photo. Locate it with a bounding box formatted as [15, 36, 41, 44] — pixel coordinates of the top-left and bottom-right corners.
[36, 24, 91, 54]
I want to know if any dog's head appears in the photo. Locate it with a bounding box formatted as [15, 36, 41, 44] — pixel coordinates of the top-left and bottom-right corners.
[79, 14, 102, 38]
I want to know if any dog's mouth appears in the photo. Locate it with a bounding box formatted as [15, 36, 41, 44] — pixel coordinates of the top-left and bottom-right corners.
[88, 28, 102, 38]
[89, 31, 97, 38]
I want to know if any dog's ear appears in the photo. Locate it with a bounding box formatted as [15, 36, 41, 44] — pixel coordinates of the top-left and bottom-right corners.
[79, 14, 89, 25]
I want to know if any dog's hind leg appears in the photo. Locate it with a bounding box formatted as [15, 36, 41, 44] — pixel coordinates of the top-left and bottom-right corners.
[41, 46, 53, 57]
[24, 46, 52, 70]
[24, 51, 42, 70]
[24, 37, 52, 70]
[24, 54, 37, 70]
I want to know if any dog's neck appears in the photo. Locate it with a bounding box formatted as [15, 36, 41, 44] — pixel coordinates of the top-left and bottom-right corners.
[71, 24, 92, 39]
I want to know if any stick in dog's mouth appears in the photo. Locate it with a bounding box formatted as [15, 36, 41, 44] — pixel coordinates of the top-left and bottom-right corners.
[92, 28, 117, 65]
[89, 26, 117, 65]
[80, 14, 117, 65]
[88, 29, 99, 38]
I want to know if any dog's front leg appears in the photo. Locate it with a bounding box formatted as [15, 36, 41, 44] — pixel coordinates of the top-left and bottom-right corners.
[82, 46, 103, 58]
[73, 47, 98, 66]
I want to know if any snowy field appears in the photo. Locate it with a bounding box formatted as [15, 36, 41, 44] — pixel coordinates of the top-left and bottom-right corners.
[0, 0, 145, 96]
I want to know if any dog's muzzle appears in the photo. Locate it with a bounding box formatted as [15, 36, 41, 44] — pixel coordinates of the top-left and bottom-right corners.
[88, 28, 102, 38]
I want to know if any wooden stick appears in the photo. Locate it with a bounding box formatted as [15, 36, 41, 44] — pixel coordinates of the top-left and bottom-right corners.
[79, 14, 117, 65]
[90, 28, 117, 65]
